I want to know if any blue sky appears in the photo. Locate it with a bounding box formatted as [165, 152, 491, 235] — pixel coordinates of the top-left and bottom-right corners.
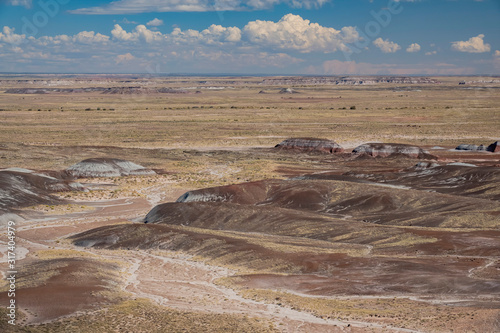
[0, 0, 499, 74]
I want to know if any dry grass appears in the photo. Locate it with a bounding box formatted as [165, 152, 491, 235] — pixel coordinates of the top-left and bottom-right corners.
[238, 288, 500, 333]
[0, 298, 278, 333]
[0, 76, 499, 157]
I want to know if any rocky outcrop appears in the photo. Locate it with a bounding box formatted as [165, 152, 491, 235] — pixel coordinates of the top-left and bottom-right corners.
[455, 144, 486, 151]
[279, 88, 298, 94]
[352, 143, 435, 159]
[275, 138, 344, 154]
[455, 141, 500, 153]
[487, 141, 500, 153]
[66, 158, 156, 178]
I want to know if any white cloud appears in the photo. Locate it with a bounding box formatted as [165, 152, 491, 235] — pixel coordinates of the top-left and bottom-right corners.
[425, 50, 437, 55]
[243, 14, 359, 53]
[147, 18, 164, 26]
[451, 34, 491, 53]
[111, 23, 241, 45]
[0, 26, 25, 45]
[111, 24, 164, 42]
[33, 31, 110, 46]
[169, 25, 242, 45]
[73, 31, 110, 44]
[7, 0, 32, 8]
[69, 0, 330, 14]
[373, 38, 400, 53]
[406, 43, 420, 53]
[115, 53, 135, 64]
[111, 13, 358, 51]
[201, 24, 241, 43]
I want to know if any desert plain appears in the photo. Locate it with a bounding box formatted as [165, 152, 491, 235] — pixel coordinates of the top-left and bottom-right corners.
[0, 74, 499, 332]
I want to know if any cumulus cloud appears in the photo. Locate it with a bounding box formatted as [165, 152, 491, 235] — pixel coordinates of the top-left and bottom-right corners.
[115, 53, 135, 64]
[201, 24, 241, 43]
[110, 23, 241, 45]
[451, 34, 490, 53]
[425, 50, 437, 55]
[111, 13, 358, 51]
[147, 18, 164, 26]
[33, 31, 110, 46]
[243, 14, 359, 53]
[373, 38, 400, 53]
[69, 0, 330, 14]
[0, 26, 25, 45]
[406, 43, 420, 53]
[73, 31, 110, 44]
[111, 24, 164, 42]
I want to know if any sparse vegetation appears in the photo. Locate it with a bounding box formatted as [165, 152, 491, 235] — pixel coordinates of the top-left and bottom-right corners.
[1, 75, 499, 333]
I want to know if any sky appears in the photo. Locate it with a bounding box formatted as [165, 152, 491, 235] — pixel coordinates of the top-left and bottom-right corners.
[0, 0, 499, 75]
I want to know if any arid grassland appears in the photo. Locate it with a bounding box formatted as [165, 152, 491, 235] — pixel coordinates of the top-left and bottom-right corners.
[1, 75, 499, 333]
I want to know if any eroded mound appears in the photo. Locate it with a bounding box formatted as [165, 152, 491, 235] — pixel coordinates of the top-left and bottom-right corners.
[66, 158, 155, 178]
[0, 168, 84, 212]
[151, 178, 500, 228]
[71, 222, 500, 298]
[274, 138, 344, 154]
[456, 144, 486, 151]
[455, 141, 500, 152]
[352, 143, 435, 159]
[329, 163, 500, 201]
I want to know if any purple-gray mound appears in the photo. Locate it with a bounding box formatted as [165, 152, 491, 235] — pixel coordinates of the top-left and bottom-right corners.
[275, 138, 344, 154]
[455, 144, 486, 151]
[455, 141, 500, 153]
[66, 158, 156, 178]
[352, 143, 435, 159]
[0, 168, 84, 212]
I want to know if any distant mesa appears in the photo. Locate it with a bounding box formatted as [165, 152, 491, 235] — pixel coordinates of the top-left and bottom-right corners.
[66, 158, 156, 178]
[352, 143, 436, 159]
[275, 138, 344, 154]
[455, 141, 500, 153]
[279, 87, 298, 94]
[0, 168, 84, 212]
[262, 76, 440, 86]
[5, 87, 190, 95]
